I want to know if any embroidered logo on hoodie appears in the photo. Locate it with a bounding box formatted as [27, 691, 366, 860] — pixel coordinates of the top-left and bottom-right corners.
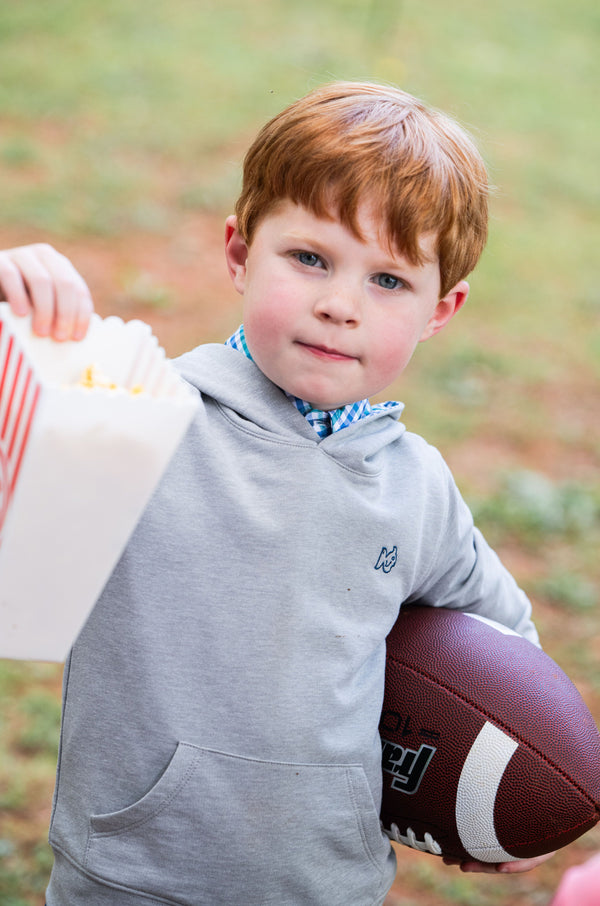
[375, 546, 398, 574]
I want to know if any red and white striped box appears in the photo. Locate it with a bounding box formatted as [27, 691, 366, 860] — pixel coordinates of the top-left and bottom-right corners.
[0, 304, 198, 661]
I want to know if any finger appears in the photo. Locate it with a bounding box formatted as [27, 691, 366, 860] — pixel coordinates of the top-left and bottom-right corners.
[454, 853, 554, 874]
[443, 857, 499, 873]
[458, 861, 500, 874]
[0, 244, 94, 341]
[71, 292, 94, 341]
[0, 251, 34, 315]
[1, 245, 57, 336]
[451, 851, 557, 874]
[497, 852, 557, 874]
[33, 244, 94, 341]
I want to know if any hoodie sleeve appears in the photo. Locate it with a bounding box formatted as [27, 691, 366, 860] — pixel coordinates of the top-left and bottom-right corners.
[405, 443, 540, 647]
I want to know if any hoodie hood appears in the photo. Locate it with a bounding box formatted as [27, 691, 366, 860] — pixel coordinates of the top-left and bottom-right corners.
[174, 343, 407, 473]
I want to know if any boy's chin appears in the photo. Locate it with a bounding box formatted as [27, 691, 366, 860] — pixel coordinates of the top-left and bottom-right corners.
[305, 397, 352, 410]
[286, 388, 350, 411]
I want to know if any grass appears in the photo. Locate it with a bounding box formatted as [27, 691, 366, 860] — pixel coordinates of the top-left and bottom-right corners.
[0, 0, 599, 903]
[0, 662, 61, 902]
[469, 471, 600, 547]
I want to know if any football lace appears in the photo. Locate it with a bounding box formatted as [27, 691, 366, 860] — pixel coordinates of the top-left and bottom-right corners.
[384, 822, 442, 855]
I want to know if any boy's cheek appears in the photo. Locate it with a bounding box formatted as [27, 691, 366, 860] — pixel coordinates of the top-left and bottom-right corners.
[244, 291, 294, 346]
[376, 332, 421, 378]
[243, 311, 286, 369]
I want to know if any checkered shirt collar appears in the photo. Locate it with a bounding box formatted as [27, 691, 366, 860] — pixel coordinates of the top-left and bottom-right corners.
[225, 325, 397, 439]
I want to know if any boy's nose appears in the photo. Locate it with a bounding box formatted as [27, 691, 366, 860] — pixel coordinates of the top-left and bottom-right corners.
[313, 285, 361, 325]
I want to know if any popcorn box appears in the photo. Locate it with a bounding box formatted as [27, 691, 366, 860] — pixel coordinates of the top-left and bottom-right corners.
[0, 304, 198, 661]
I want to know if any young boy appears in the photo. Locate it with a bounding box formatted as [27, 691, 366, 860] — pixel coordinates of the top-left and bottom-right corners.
[1, 82, 552, 905]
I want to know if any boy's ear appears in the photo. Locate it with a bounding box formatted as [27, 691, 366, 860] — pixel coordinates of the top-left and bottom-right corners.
[419, 280, 469, 343]
[224, 215, 249, 294]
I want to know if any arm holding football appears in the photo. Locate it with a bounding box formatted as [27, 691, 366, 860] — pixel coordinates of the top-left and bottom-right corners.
[405, 444, 539, 645]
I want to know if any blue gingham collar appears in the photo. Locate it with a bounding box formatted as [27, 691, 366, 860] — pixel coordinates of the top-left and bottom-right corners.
[225, 325, 398, 439]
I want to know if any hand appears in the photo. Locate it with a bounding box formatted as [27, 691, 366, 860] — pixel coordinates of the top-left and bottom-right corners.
[443, 851, 556, 873]
[0, 243, 93, 341]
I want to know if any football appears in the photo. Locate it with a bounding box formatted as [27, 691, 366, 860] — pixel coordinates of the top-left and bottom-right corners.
[379, 605, 600, 863]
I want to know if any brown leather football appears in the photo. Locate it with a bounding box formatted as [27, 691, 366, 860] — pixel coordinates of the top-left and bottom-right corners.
[380, 605, 600, 862]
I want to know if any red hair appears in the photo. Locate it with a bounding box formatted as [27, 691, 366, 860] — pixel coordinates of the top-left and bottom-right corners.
[235, 82, 489, 297]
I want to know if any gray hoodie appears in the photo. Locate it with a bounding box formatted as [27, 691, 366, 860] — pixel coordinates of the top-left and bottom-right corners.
[46, 344, 538, 905]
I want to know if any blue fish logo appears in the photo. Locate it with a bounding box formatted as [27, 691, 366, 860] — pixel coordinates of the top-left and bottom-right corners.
[375, 546, 398, 574]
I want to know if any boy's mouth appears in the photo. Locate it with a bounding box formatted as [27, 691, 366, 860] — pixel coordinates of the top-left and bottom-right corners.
[296, 341, 358, 362]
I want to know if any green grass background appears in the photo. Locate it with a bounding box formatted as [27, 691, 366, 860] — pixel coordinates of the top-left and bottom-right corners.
[0, 1, 599, 903]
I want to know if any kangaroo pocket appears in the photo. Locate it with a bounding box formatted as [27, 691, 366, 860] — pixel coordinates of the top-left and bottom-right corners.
[85, 742, 390, 905]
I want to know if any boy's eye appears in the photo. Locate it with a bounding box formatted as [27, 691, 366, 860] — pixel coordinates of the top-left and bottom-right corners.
[375, 273, 402, 290]
[295, 251, 323, 268]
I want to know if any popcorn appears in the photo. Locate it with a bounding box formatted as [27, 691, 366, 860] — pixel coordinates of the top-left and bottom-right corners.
[76, 363, 144, 394]
[77, 363, 119, 390]
[0, 305, 198, 661]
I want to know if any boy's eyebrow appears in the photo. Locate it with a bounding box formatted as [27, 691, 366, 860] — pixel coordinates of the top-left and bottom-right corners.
[279, 230, 338, 258]
[280, 229, 326, 246]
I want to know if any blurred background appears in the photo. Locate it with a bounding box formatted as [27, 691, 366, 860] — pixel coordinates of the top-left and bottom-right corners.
[0, 1, 598, 903]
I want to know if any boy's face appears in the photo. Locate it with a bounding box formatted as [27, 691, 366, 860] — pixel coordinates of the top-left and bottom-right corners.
[225, 200, 468, 410]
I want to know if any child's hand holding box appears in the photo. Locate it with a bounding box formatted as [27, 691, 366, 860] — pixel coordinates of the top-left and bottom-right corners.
[0, 304, 197, 661]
